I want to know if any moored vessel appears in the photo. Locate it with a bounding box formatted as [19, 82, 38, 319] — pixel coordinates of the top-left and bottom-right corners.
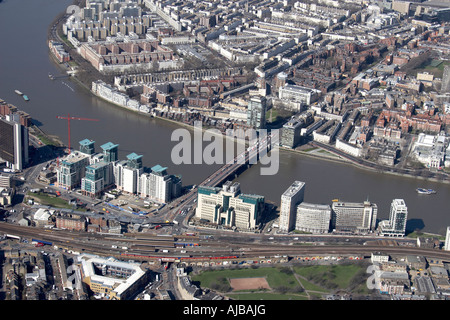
[416, 188, 436, 195]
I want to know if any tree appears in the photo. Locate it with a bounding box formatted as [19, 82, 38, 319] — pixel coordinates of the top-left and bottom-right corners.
[274, 286, 289, 294]
[278, 267, 293, 275]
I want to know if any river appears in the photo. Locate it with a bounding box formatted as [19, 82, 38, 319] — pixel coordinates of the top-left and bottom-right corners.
[0, 0, 449, 235]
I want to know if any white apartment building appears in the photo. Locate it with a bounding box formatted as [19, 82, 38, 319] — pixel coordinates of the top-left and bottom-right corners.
[122, 166, 142, 194]
[335, 138, 362, 157]
[445, 227, 450, 251]
[138, 165, 181, 203]
[113, 160, 127, 190]
[295, 202, 331, 234]
[279, 181, 305, 233]
[92, 80, 143, 111]
[139, 172, 171, 203]
[195, 181, 265, 230]
[378, 199, 408, 237]
[114, 160, 143, 194]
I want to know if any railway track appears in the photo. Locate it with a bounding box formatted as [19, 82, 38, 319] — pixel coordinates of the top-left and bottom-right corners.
[120, 241, 450, 263]
[3, 222, 450, 262]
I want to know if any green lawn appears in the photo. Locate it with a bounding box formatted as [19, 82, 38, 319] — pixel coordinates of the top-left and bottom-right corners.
[406, 231, 445, 240]
[293, 263, 367, 290]
[191, 267, 299, 291]
[301, 147, 318, 152]
[317, 149, 338, 157]
[191, 262, 371, 300]
[266, 109, 278, 123]
[26, 192, 80, 210]
[35, 134, 59, 146]
[295, 277, 329, 293]
[415, 59, 450, 78]
[59, 34, 75, 49]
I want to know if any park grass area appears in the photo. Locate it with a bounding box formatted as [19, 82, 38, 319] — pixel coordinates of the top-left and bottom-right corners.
[35, 133, 59, 147]
[301, 147, 318, 152]
[408, 58, 450, 79]
[266, 108, 278, 123]
[191, 263, 371, 300]
[295, 277, 329, 293]
[406, 231, 445, 241]
[317, 149, 338, 157]
[421, 60, 450, 78]
[293, 263, 368, 292]
[59, 34, 75, 50]
[26, 192, 78, 210]
[265, 108, 296, 127]
[192, 267, 300, 291]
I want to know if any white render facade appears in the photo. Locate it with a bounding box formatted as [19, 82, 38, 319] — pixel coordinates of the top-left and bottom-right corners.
[138, 171, 172, 203]
[379, 199, 408, 237]
[295, 202, 331, 234]
[279, 181, 305, 233]
[445, 227, 450, 251]
[114, 161, 143, 194]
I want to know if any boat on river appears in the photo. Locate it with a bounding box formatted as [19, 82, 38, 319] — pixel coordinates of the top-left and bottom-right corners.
[416, 188, 436, 195]
[15, 89, 29, 101]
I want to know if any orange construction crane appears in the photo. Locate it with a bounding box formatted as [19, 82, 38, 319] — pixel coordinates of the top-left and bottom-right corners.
[56, 114, 99, 154]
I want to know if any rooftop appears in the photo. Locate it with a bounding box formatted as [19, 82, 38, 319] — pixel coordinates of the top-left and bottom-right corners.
[79, 139, 95, 146]
[392, 199, 407, 207]
[126, 153, 143, 161]
[86, 161, 110, 170]
[34, 208, 55, 221]
[298, 202, 331, 210]
[100, 142, 119, 151]
[151, 164, 167, 173]
[79, 254, 146, 298]
[61, 151, 90, 164]
[332, 201, 376, 208]
[282, 181, 305, 197]
[281, 84, 320, 94]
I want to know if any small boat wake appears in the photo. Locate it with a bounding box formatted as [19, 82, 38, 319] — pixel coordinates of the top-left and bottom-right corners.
[62, 81, 75, 92]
